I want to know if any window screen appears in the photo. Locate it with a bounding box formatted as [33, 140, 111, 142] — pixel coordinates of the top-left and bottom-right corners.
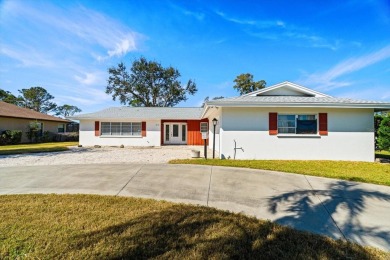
[278, 115, 317, 135]
[100, 122, 142, 136]
[278, 115, 296, 134]
[58, 124, 65, 133]
[200, 122, 208, 133]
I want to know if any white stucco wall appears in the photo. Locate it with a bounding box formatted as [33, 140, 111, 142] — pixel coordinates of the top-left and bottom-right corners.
[218, 107, 375, 162]
[79, 120, 161, 147]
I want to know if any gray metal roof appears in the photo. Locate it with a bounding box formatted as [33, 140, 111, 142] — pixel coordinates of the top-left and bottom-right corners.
[70, 107, 204, 120]
[206, 96, 390, 109]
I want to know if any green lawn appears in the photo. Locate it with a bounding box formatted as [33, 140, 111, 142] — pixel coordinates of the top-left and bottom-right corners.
[0, 194, 387, 259]
[0, 142, 78, 155]
[376, 150, 390, 159]
[170, 159, 390, 186]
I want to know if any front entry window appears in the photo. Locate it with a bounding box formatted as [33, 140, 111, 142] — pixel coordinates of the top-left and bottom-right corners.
[182, 124, 186, 142]
[172, 124, 179, 137]
[165, 124, 170, 141]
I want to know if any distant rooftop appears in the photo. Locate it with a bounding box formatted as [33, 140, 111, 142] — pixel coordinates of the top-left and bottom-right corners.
[0, 101, 69, 122]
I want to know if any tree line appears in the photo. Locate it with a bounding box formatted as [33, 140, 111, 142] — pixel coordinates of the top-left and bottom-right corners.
[0, 87, 81, 118]
[106, 57, 266, 108]
[1, 57, 266, 118]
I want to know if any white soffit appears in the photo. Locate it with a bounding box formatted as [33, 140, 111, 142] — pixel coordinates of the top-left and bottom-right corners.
[243, 81, 332, 98]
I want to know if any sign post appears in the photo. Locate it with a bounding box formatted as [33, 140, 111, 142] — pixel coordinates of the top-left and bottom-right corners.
[201, 132, 208, 159]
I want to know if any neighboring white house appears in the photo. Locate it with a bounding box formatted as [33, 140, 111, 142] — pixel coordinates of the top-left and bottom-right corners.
[70, 81, 390, 162]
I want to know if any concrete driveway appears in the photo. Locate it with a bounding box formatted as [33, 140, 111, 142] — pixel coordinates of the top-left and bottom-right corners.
[1, 163, 390, 251]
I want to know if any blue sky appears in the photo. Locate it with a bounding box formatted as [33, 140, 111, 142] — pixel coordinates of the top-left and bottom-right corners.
[1, 0, 390, 113]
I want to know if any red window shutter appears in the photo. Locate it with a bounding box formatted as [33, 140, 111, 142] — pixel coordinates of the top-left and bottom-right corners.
[269, 113, 278, 135]
[142, 122, 146, 137]
[94, 121, 100, 136]
[319, 113, 328, 135]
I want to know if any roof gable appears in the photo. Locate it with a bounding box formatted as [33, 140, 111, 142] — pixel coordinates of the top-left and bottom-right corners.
[204, 81, 390, 112]
[243, 81, 332, 98]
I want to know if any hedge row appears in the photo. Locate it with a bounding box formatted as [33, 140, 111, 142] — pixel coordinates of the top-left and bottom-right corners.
[0, 130, 79, 145]
[0, 130, 23, 145]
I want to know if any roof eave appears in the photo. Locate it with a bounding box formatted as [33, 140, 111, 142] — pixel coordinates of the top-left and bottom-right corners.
[206, 102, 390, 109]
[1, 115, 69, 122]
[70, 117, 203, 120]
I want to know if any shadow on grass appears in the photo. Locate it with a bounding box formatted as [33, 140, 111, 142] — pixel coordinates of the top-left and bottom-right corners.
[71, 205, 379, 259]
[268, 181, 390, 251]
[376, 153, 390, 160]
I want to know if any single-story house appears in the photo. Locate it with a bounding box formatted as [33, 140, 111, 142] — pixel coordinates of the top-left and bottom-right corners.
[70, 81, 390, 162]
[0, 101, 69, 143]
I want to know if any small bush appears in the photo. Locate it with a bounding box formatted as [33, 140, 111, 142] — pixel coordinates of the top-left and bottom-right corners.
[0, 130, 23, 145]
[31, 132, 79, 143]
[24, 128, 79, 144]
[26, 122, 41, 143]
[377, 115, 390, 151]
[52, 132, 79, 142]
[41, 131, 55, 143]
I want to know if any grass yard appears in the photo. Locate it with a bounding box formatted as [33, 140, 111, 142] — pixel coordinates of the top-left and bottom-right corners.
[170, 159, 390, 186]
[1, 194, 387, 259]
[0, 142, 78, 155]
[376, 150, 390, 159]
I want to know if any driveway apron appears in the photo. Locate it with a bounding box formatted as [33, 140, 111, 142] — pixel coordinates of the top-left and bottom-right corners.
[0, 164, 142, 195]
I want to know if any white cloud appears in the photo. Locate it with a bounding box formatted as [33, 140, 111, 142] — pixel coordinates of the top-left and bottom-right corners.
[215, 11, 283, 28]
[336, 87, 390, 101]
[74, 71, 105, 85]
[170, 3, 205, 21]
[0, 46, 55, 67]
[182, 10, 205, 21]
[214, 81, 232, 90]
[56, 95, 107, 106]
[1, 0, 144, 62]
[0, 0, 144, 111]
[381, 91, 390, 100]
[300, 45, 390, 91]
[215, 10, 340, 50]
[107, 36, 137, 58]
[276, 20, 285, 27]
[55, 85, 112, 106]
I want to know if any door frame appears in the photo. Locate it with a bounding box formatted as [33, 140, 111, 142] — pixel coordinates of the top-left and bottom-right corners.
[163, 122, 187, 145]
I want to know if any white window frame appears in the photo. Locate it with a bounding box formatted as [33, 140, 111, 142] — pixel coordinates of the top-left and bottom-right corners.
[278, 115, 296, 134]
[278, 114, 318, 135]
[100, 122, 142, 136]
[200, 122, 208, 133]
[57, 123, 65, 133]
